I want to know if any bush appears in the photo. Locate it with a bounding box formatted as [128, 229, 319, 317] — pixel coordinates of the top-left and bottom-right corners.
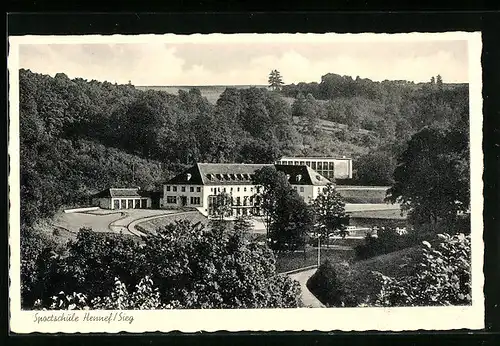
[31, 221, 302, 309]
[20, 226, 60, 308]
[308, 233, 471, 307]
[354, 227, 424, 260]
[306, 260, 382, 307]
[372, 233, 471, 307]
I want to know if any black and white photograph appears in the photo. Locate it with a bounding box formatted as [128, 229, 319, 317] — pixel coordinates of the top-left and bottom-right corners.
[8, 32, 484, 333]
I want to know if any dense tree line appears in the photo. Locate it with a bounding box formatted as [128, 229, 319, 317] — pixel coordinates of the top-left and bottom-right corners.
[19, 69, 468, 227]
[24, 221, 301, 310]
[283, 73, 469, 185]
[19, 70, 298, 226]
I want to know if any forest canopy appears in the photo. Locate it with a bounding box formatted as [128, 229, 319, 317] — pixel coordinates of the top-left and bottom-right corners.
[19, 69, 468, 226]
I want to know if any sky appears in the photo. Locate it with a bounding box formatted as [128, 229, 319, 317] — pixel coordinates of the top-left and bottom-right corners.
[18, 40, 469, 86]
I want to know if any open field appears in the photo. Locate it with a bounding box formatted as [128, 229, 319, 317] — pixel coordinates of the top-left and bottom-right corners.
[53, 208, 179, 236]
[348, 208, 408, 220]
[351, 245, 422, 278]
[338, 187, 391, 204]
[135, 85, 267, 104]
[136, 210, 209, 234]
[275, 247, 355, 273]
[53, 211, 123, 233]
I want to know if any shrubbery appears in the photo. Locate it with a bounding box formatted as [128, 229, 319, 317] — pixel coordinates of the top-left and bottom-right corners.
[306, 260, 382, 307]
[25, 221, 302, 310]
[307, 233, 471, 307]
[373, 233, 471, 307]
[354, 227, 426, 260]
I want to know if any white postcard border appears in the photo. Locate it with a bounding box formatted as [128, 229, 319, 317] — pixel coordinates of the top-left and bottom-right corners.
[8, 32, 484, 333]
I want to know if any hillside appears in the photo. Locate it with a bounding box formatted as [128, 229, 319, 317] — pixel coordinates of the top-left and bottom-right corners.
[19, 69, 468, 228]
[136, 85, 268, 104]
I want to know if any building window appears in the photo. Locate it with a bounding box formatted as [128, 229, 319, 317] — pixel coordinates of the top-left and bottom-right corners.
[306, 161, 311, 167]
[190, 197, 200, 205]
[250, 187, 253, 192]
[167, 196, 177, 204]
[300, 161, 305, 165]
[237, 187, 240, 192]
[244, 187, 247, 192]
[197, 187, 201, 192]
[311, 162, 317, 170]
[294, 161, 299, 165]
[294, 186, 297, 190]
[166, 186, 171, 192]
[173, 186, 177, 192]
[230, 187, 233, 192]
[223, 187, 226, 192]
[300, 187, 304, 192]
[190, 186, 194, 192]
[181, 186, 186, 192]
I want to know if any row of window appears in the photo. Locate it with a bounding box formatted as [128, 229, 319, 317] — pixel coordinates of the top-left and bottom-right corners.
[166, 196, 201, 205]
[166, 186, 202, 193]
[210, 186, 258, 193]
[279, 160, 336, 171]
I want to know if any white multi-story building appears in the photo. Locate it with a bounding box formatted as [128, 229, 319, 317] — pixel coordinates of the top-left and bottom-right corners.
[275, 156, 353, 180]
[163, 163, 330, 217]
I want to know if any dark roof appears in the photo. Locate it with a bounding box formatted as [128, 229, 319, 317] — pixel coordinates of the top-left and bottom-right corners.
[165, 163, 330, 186]
[92, 188, 154, 198]
[274, 165, 330, 186]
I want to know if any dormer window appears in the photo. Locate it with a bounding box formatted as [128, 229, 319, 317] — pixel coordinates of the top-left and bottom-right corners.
[186, 173, 192, 181]
[285, 174, 291, 180]
[296, 174, 302, 182]
[207, 174, 214, 181]
[316, 175, 321, 180]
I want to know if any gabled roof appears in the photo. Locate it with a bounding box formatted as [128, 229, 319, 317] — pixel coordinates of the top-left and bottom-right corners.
[274, 164, 330, 186]
[165, 163, 330, 186]
[92, 188, 151, 198]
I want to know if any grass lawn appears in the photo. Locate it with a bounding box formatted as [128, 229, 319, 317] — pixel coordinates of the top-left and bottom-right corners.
[52, 211, 123, 233]
[351, 245, 423, 278]
[275, 246, 355, 273]
[337, 188, 390, 204]
[137, 210, 209, 233]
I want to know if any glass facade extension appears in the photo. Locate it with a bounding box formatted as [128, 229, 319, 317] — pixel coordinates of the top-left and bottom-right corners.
[276, 158, 352, 180]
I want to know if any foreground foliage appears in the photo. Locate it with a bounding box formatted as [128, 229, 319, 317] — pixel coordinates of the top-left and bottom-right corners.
[26, 221, 302, 310]
[307, 233, 471, 307]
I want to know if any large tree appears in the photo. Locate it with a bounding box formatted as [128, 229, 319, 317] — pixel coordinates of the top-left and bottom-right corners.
[253, 166, 313, 252]
[386, 126, 469, 228]
[30, 221, 302, 309]
[268, 69, 284, 91]
[211, 191, 233, 221]
[311, 183, 350, 246]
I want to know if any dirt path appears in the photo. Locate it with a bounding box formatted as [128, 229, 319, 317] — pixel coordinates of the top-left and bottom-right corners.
[288, 268, 325, 308]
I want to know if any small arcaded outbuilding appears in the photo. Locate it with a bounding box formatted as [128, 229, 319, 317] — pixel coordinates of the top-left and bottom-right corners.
[91, 187, 156, 210]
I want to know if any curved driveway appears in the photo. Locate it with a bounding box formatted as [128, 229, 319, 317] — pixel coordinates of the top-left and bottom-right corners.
[288, 268, 325, 308]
